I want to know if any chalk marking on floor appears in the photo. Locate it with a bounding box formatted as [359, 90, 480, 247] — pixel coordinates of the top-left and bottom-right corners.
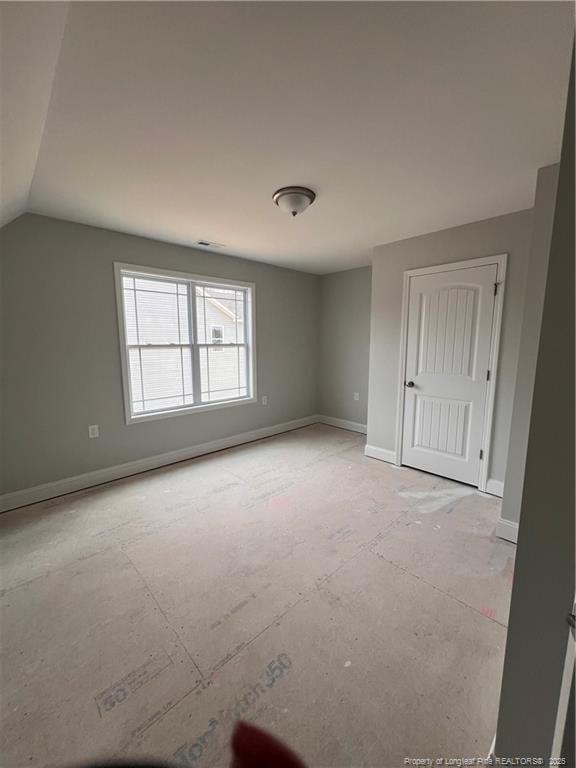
[123, 550, 204, 680]
[369, 548, 508, 628]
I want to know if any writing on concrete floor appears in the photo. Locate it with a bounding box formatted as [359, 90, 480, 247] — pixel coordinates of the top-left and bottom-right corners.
[173, 653, 293, 767]
[94, 649, 173, 716]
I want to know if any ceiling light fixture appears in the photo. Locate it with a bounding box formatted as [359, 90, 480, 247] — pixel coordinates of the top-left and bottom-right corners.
[272, 186, 316, 217]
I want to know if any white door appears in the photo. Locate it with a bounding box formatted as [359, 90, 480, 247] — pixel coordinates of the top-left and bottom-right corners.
[401, 263, 497, 485]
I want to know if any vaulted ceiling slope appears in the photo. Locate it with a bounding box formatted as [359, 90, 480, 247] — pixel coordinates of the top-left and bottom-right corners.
[1, 2, 573, 273]
[1, 2, 69, 228]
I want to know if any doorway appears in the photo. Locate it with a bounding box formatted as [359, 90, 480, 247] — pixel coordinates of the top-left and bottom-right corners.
[396, 255, 506, 490]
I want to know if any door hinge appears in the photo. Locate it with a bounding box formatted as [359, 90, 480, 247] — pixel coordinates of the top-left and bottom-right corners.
[494, 282, 499, 296]
[486, 369, 491, 381]
[479, 449, 484, 460]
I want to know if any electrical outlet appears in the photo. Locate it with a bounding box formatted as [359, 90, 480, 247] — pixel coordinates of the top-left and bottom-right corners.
[261, 395, 268, 406]
[88, 424, 99, 439]
[353, 392, 360, 401]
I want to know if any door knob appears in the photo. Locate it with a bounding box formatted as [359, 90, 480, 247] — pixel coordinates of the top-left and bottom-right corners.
[405, 381, 415, 388]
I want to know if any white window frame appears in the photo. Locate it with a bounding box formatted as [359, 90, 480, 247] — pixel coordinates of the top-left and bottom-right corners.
[114, 262, 257, 424]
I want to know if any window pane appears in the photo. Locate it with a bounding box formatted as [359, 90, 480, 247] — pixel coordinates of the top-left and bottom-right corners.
[195, 286, 207, 344]
[128, 348, 143, 401]
[181, 347, 193, 394]
[135, 288, 188, 345]
[234, 293, 245, 344]
[178, 293, 190, 345]
[239, 345, 247, 386]
[142, 396, 186, 411]
[200, 345, 247, 402]
[134, 277, 178, 294]
[196, 285, 245, 346]
[126, 346, 194, 412]
[123, 289, 138, 345]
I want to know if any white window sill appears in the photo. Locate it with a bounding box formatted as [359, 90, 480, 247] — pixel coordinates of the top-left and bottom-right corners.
[126, 395, 257, 425]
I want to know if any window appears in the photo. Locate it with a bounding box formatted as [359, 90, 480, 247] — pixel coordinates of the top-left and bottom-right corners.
[211, 325, 224, 346]
[115, 264, 255, 422]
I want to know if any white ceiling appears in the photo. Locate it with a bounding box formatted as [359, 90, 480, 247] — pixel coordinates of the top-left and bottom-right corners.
[1, 2, 573, 274]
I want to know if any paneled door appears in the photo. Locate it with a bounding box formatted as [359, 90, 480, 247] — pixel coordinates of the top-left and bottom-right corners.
[401, 263, 498, 485]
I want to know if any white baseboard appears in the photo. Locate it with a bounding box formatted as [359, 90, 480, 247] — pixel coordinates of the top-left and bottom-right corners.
[496, 517, 518, 544]
[0, 415, 318, 514]
[486, 478, 504, 498]
[317, 415, 367, 434]
[364, 444, 397, 464]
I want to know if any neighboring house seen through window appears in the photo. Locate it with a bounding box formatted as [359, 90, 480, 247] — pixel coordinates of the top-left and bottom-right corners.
[115, 264, 255, 421]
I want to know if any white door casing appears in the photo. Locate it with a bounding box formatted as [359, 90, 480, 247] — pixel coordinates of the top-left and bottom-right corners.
[399, 258, 505, 487]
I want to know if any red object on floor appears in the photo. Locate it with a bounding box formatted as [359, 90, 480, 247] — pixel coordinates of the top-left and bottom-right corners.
[231, 721, 307, 768]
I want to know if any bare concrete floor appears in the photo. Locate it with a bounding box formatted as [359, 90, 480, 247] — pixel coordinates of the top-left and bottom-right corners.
[0, 425, 515, 768]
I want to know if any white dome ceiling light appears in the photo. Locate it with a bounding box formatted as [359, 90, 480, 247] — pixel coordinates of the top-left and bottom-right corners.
[272, 186, 316, 217]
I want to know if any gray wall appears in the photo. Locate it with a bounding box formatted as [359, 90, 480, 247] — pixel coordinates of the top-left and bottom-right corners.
[318, 267, 371, 426]
[495, 56, 573, 759]
[500, 164, 559, 524]
[0, 214, 319, 494]
[367, 210, 533, 485]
